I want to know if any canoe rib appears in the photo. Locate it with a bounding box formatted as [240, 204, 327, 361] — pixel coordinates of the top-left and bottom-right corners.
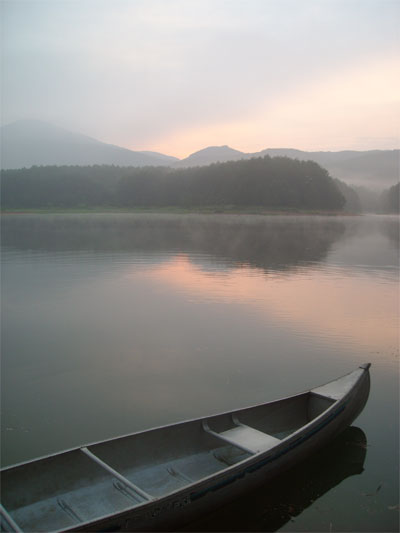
[56, 499, 83, 524]
[80, 448, 154, 502]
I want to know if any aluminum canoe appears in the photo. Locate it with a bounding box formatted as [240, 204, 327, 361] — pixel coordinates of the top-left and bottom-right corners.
[0, 363, 371, 532]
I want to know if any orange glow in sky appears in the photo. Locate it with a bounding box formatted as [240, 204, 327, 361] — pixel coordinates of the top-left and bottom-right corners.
[146, 55, 400, 158]
[3, 1, 399, 157]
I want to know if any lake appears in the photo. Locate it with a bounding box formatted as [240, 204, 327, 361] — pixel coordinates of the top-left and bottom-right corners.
[1, 213, 399, 532]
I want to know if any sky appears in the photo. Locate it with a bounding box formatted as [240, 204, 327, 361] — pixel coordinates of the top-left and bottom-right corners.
[1, 0, 399, 158]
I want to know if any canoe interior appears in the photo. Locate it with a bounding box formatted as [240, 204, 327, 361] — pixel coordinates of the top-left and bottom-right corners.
[1, 392, 335, 532]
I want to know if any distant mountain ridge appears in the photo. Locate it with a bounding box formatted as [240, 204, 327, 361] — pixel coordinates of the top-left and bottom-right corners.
[1, 120, 398, 190]
[178, 145, 245, 166]
[0, 120, 179, 169]
[177, 146, 399, 190]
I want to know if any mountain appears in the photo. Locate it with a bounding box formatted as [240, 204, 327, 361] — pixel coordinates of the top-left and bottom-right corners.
[2, 120, 397, 191]
[176, 145, 246, 167]
[179, 146, 399, 190]
[0, 120, 178, 169]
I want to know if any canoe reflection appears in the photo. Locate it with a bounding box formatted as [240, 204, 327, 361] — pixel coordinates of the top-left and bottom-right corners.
[181, 426, 367, 532]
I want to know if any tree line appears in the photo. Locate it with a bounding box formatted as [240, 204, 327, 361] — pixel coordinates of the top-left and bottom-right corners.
[381, 182, 399, 213]
[1, 156, 347, 210]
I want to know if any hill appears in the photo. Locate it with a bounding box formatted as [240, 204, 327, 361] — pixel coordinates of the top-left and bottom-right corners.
[0, 120, 178, 169]
[1, 156, 345, 211]
[258, 149, 399, 191]
[175, 145, 246, 166]
[179, 146, 399, 191]
[1, 120, 396, 192]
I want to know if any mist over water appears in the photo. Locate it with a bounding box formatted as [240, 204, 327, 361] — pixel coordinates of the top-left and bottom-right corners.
[1, 213, 399, 531]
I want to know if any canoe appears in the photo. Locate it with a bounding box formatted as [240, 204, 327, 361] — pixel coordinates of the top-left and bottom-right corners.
[0, 364, 371, 533]
[183, 425, 367, 532]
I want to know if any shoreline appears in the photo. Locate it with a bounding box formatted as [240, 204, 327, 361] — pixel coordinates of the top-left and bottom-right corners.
[0, 206, 360, 216]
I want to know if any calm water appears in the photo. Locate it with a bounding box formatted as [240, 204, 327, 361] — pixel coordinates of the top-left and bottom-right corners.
[1, 213, 399, 532]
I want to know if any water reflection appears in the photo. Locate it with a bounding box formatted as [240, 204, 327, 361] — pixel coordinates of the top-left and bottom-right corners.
[325, 215, 399, 275]
[2, 214, 398, 358]
[1, 214, 347, 273]
[181, 426, 367, 532]
[134, 255, 398, 353]
[1, 214, 398, 531]
[380, 216, 400, 250]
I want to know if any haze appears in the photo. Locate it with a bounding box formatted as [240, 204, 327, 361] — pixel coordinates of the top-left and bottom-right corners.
[1, 0, 399, 158]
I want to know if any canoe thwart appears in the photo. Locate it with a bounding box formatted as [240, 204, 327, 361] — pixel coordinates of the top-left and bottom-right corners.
[0, 504, 23, 533]
[80, 447, 155, 502]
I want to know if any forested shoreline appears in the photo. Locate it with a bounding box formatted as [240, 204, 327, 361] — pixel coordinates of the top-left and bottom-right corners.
[1, 156, 347, 211]
[1, 155, 398, 213]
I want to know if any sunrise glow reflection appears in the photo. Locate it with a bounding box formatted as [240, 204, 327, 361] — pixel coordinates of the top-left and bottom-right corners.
[134, 255, 398, 355]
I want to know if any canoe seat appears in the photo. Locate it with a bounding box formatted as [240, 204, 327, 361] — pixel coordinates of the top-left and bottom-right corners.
[203, 417, 280, 455]
[220, 425, 280, 454]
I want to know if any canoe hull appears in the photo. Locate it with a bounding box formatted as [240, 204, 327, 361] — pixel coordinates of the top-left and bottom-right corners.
[64, 366, 370, 532]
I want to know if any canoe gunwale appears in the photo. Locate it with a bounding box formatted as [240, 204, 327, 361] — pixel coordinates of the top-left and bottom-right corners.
[45, 401, 351, 533]
[0, 386, 309, 473]
[0, 366, 366, 472]
[64, 366, 369, 532]
[1, 365, 370, 533]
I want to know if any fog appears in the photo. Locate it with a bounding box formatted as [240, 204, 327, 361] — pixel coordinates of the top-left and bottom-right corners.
[1, 0, 398, 156]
